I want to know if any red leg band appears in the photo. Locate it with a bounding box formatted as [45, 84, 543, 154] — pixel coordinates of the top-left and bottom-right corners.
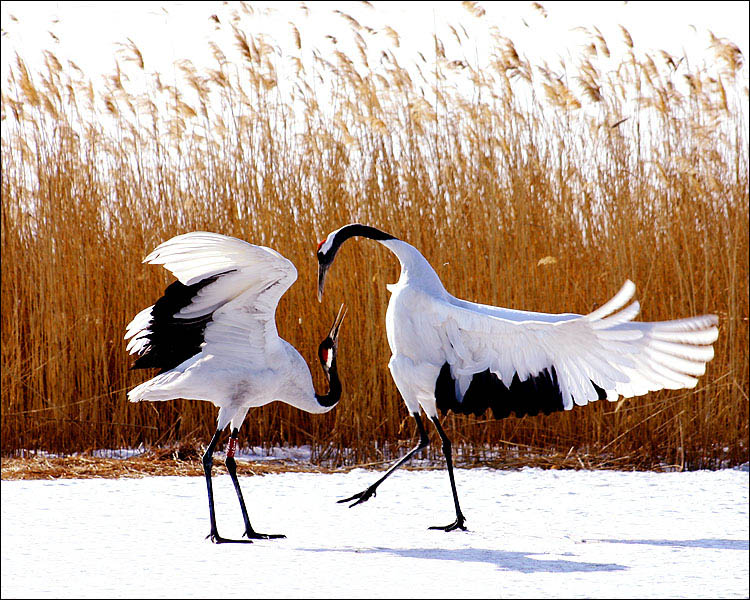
[226, 436, 238, 458]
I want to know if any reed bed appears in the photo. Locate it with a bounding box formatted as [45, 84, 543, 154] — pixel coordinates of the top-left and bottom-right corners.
[2, 4, 747, 470]
[0, 443, 650, 481]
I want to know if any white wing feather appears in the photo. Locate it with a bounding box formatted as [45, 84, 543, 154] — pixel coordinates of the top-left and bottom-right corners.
[130, 231, 297, 368]
[433, 281, 718, 409]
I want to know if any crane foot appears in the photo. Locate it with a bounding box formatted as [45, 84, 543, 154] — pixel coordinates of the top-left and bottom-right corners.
[338, 486, 377, 507]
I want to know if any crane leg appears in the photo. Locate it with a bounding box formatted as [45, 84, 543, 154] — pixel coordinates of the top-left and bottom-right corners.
[338, 413, 430, 507]
[428, 417, 467, 532]
[202, 429, 252, 544]
[224, 428, 286, 540]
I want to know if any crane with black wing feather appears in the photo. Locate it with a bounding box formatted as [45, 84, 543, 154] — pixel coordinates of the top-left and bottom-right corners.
[126, 231, 346, 543]
[316, 223, 718, 532]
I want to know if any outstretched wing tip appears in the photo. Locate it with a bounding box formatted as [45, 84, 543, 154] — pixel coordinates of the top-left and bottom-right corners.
[435, 276, 718, 419]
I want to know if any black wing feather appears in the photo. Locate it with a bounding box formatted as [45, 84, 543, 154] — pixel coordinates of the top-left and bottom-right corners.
[435, 363, 607, 419]
[131, 271, 233, 373]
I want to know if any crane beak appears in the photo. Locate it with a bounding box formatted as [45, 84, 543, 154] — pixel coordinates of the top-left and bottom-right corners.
[329, 303, 347, 343]
[317, 262, 330, 303]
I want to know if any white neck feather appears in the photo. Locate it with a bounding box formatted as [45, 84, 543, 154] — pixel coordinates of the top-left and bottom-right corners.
[379, 239, 446, 295]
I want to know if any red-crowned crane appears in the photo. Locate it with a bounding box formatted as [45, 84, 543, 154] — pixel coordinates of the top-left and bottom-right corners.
[125, 232, 346, 543]
[316, 223, 719, 532]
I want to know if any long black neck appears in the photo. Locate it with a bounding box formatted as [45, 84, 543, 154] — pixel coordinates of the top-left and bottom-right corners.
[324, 224, 396, 259]
[315, 363, 342, 408]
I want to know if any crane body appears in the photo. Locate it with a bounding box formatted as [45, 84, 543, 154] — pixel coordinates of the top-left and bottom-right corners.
[126, 231, 345, 543]
[317, 223, 719, 531]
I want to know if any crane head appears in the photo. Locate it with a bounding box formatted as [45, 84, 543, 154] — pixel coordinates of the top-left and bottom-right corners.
[318, 304, 347, 373]
[316, 224, 397, 302]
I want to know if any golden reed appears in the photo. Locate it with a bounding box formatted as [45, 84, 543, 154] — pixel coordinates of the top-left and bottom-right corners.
[2, 7, 747, 469]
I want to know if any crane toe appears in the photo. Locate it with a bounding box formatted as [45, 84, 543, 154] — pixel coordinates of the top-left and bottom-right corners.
[428, 517, 467, 532]
[207, 532, 254, 544]
[243, 530, 286, 540]
[338, 487, 377, 507]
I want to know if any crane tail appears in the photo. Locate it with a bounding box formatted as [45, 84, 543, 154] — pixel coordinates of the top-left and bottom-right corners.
[127, 371, 185, 403]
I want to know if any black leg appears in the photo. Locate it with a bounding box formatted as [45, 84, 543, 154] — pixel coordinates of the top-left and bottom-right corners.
[202, 429, 252, 544]
[428, 417, 467, 532]
[339, 413, 430, 507]
[224, 428, 285, 540]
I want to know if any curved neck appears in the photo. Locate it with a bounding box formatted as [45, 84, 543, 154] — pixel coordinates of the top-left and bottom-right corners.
[378, 238, 445, 294]
[323, 224, 445, 295]
[320, 223, 395, 256]
[315, 364, 341, 408]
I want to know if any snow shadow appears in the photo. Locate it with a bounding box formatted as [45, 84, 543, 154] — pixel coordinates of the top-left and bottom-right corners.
[591, 538, 749, 551]
[300, 546, 627, 573]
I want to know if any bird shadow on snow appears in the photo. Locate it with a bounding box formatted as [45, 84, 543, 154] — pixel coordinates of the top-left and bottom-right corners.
[588, 538, 749, 551]
[299, 546, 626, 574]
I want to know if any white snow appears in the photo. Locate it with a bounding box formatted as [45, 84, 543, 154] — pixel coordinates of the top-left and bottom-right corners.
[2, 467, 748, 599]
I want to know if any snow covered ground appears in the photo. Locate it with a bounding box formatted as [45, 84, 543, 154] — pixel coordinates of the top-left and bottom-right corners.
[2, 467, 748, 599]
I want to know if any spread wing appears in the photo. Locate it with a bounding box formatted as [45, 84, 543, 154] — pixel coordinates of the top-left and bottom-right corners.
[430, 280, 719, 411]
[125, 232, 297, 371]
